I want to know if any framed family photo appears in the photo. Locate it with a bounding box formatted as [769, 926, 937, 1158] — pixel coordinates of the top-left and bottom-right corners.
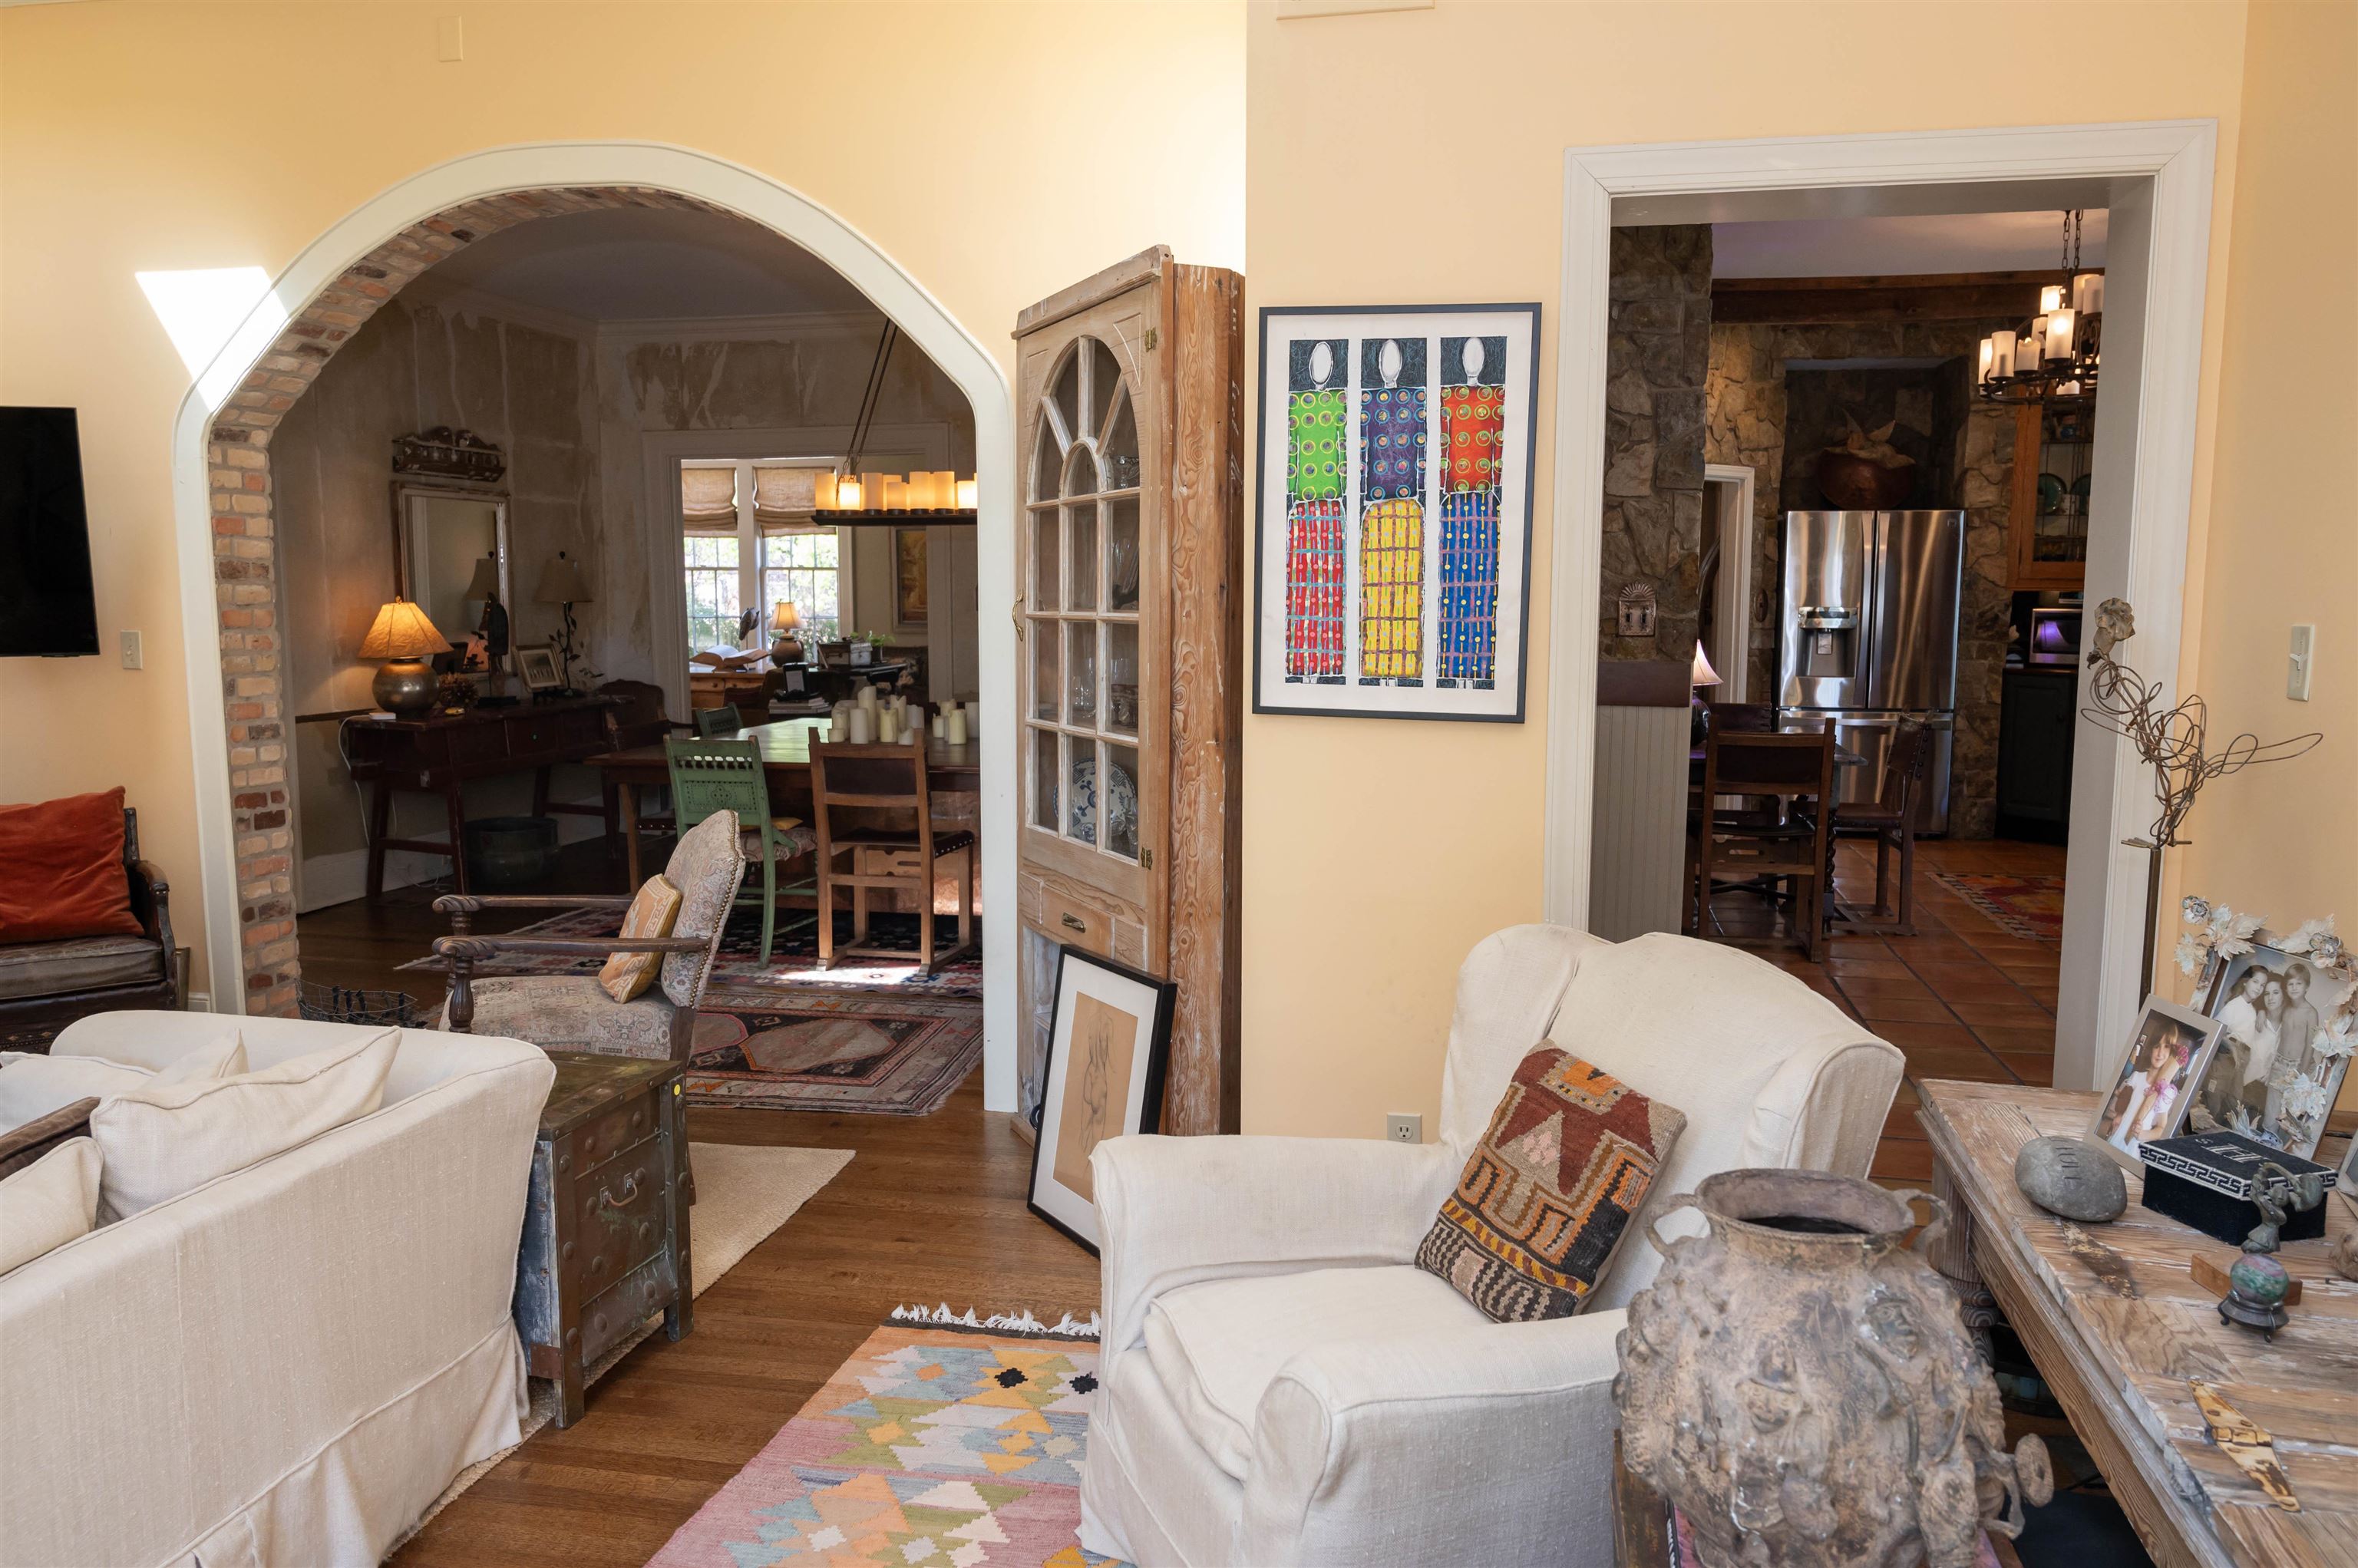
[1026, 946, 1177, 1253]
[1251, 302, 1541, 723]
[2091, 995, 2227, 1170]
[2192, 940, 2356, 1160]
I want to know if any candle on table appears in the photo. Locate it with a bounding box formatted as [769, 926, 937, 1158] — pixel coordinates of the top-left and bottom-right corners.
[946, 708, 969, 745]
[847, 706, 874, 744]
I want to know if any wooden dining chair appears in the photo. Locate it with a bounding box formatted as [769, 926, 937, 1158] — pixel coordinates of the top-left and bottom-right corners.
[693, 705, 741, 739]
[1823, 718, 1933, 936]
[1690, 727, 1837, 960]
[595, 678, 692, 849]
[665, 738, 814, 966]
[809, 741, 976, 974]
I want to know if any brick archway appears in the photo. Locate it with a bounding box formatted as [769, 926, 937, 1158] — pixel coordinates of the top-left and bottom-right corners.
[210, 186, 858, 1015]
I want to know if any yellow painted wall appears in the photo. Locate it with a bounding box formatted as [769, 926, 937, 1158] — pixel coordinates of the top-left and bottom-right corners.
[0, 1, 1245, 991]
[1240, 1, 2268, 1137]
[2175, 0, 2358, 1111]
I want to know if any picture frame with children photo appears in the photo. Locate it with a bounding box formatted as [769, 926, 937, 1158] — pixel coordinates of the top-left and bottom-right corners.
[2188, 940, 2358, 1160]
[2092, 996, 2228, 1170]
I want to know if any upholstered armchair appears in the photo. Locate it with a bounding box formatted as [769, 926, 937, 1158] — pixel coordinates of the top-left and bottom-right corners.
[1078, 927, 1904, 1568]
[434, 808, 746, 1061]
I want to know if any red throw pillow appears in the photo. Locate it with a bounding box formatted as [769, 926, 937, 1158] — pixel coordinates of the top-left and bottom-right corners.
[0, 788, 144, 943]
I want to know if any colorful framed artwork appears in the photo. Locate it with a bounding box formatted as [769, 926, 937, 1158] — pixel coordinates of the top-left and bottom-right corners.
[1026, 946, 1176, 1253]
[1251, 303, 1541, 722]
[893, 526, 929, 628]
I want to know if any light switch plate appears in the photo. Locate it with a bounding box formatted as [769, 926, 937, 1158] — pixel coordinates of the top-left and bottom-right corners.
[435, 16, 464, 61]
[2288, 623, 2315, 701]
[120, 629, 143, 670]
[1385, 1113, 1422, 1145]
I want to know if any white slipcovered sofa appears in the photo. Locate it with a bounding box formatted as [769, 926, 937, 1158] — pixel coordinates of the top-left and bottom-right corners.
[1078, 926, 1905, 1567]
[0, 1011, 554, 1568]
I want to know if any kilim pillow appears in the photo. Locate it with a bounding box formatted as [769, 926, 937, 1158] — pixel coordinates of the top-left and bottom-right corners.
[1416, 1045, 1685, 1322]
[599, 874, 684, 1004]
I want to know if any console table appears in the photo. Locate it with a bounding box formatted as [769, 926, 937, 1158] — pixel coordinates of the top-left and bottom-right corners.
[1917, 1079, 2356, 1568]
[340, 695, 618, 896]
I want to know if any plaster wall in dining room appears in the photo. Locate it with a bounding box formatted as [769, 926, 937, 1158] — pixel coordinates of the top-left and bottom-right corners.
[589, 315, 978, 695]
[272, 292, 607, 909]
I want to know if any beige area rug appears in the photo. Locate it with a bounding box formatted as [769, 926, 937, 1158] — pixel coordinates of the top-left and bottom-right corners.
[388, 1141, 855, 1557]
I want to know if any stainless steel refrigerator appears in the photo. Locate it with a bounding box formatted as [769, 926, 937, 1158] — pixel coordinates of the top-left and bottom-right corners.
[1775, 510, 1963, 833]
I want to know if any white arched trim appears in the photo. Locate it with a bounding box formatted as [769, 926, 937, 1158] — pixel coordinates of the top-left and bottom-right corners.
[170, 141, 1021, 1110]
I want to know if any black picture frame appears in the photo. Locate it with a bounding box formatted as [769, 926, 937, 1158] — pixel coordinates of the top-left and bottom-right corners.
[1025, 943, 1177, 1255]
[1250, 302, 1543, 724]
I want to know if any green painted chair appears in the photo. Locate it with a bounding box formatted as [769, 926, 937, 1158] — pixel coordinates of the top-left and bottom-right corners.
[665, 738, 813, 966]
[693, 705, 741, 738]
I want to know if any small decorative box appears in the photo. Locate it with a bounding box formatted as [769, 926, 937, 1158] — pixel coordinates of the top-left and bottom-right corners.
[2138, 1131, 2337, 1246]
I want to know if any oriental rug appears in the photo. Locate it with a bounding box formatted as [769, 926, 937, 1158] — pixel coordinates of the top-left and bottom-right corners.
[688, 992, 982, 1116]
[1930, 873, 2066, 942]
[396, 904, 985, 998]
[645, 1310, 1121, 1568]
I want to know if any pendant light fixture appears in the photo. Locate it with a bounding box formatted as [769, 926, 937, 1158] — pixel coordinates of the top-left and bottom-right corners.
[1978, 210, 2104, 406]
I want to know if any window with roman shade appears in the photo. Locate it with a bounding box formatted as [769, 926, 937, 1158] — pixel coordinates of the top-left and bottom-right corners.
[679, 459, 847, 654]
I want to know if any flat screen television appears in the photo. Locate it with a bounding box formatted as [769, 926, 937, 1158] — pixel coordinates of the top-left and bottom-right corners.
[0, 406, 101, 657]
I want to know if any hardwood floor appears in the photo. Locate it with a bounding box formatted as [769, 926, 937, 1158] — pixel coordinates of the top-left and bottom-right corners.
[390, 1077, 1098, 1567]
[325, 834, 2059, 1560]
[1695, 835, 2066, 1187]
[297, 848, 1096, 1566]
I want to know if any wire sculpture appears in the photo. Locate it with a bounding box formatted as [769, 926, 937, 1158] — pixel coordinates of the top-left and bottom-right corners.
[2081, 598, 2322, 992]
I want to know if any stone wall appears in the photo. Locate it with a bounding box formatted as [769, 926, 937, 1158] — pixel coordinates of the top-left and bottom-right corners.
[1601, 226, 1711, 660]
[1706, 319, 2017, 838]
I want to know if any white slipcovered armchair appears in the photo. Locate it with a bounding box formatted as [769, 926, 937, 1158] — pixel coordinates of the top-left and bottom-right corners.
[1078, 926, 1904, 1567]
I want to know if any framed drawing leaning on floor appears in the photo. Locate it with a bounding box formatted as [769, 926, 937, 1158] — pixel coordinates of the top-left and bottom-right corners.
[1026, 946, 1176, 1253]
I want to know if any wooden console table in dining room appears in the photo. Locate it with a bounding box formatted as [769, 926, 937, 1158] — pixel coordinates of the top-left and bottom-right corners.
[590, 716, 982, 890]
[337, 695, 619, 897]
[1917, 1078, 2357, 1568]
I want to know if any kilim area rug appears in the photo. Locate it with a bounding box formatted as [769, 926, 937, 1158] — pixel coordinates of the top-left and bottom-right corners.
[646, 1309, 1123, 1568]
[397, 904, 984, 998]
[1930, 873, 2066, 941]
[689, 991, 982, 1115]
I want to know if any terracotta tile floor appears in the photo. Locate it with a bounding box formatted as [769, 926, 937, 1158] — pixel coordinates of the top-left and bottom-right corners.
[1693, 834, 2067, 1186]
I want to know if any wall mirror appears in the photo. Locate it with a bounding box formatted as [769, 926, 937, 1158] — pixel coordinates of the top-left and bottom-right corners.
[393, 481, 510, 652]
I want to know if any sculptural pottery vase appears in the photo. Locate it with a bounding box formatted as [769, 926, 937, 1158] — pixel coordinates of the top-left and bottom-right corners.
[1614, 1169, 2052, 1568]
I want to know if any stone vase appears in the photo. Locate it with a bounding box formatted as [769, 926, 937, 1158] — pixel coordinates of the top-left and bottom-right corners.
[1613, 1168, 2050, 1568]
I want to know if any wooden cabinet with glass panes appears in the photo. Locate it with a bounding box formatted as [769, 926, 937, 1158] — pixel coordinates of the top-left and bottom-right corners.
[2007, 398, 2093, 591]
[1012, 246, 1243, 1137]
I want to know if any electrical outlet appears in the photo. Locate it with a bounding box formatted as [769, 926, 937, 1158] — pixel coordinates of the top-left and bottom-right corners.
[2288, 624, 2315, 701]
[1385, 1113, 1422, 1145]
[120, 629, 143, 670]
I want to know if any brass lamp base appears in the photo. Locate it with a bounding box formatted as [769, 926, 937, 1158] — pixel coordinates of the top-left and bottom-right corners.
[373, 658, 438, 717]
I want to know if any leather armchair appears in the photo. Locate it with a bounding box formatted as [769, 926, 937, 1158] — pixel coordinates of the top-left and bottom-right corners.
[1078, 927, 1904, 1568]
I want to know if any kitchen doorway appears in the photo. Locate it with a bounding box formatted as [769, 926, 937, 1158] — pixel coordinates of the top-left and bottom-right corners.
[1546, 122, 2218, 1094]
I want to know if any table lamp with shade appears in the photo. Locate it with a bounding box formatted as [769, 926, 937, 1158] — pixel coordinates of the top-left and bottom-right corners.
[769, 599, 803, 664]
[536, 550, 592, 695]
[360, 597, 450, 717]
[1690, 640, 1723, 744]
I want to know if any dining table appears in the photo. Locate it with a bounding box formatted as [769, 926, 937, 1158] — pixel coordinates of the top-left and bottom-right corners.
[588, 716, 982, 889]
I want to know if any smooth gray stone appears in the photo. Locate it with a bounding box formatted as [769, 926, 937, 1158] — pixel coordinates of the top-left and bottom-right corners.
[2014, 1136, 2128, 1222]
